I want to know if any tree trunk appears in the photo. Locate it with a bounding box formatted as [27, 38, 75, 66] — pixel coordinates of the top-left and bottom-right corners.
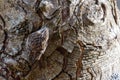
[0, 0, 120, 80]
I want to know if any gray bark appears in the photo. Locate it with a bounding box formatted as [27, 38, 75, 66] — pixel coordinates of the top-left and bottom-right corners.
[0, 0, 120, 80]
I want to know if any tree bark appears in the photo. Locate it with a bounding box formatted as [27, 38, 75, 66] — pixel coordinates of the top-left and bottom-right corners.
[0, 0, 120, 80]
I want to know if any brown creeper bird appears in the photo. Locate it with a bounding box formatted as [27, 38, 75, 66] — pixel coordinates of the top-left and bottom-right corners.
[25, 27, 49, 63]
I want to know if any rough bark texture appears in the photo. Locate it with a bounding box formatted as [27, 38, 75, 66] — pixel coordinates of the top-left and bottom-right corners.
[0, 0, 120, 80]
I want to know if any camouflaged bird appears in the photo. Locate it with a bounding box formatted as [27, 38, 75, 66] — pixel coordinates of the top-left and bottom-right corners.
[25, 27, 49, 63]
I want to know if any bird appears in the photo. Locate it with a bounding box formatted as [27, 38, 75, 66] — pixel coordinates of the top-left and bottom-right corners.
[25, 27, 49, 64]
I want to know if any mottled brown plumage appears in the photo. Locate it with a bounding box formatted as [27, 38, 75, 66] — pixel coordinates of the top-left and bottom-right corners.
[26, 27, 49, 62]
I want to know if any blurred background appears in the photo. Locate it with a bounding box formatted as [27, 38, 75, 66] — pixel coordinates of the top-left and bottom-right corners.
[117, 0, 120, 9]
